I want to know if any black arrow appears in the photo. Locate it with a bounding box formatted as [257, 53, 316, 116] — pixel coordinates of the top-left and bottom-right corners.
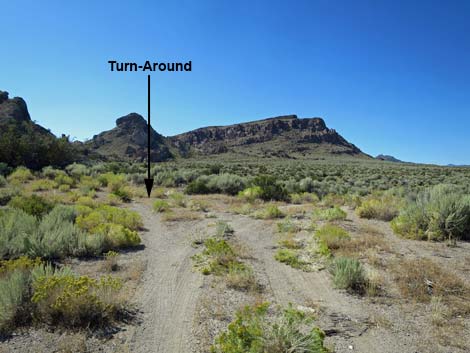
[144, 74, 154, 197]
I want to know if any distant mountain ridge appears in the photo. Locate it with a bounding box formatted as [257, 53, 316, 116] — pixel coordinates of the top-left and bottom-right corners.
[375, 154, 403, 163]
[1, 90, 373, 166]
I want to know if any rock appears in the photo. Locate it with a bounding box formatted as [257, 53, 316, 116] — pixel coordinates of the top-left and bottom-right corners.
[87, 113, 173, 162]
[169, 114, 367, 158]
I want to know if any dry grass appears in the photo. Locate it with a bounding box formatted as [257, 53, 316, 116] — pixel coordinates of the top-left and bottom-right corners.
[225, 265, 259, 292]
[161, 210, 202, 222]
[392, 258, 470, 315]
[333, 233, 390, 258]
[278, 233, 303, 249]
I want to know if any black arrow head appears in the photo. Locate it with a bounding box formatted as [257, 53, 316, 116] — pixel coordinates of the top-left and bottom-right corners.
[144, 178, 154, 197]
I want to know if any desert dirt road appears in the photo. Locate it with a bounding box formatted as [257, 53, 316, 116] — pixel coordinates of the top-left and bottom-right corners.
[124, 201, 439, 353]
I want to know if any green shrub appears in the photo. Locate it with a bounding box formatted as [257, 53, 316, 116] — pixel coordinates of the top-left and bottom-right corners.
[0, 206, 105, 259]
[54, 173, 74, 187]
[252, 175, 287, 201]
[238, 186, 263, 202]
[7, 167, 33, 185]
[0, 208, 37, 258]
[276, 218, 300, 233]
[226, 262, 256, 291]
[153, 199, 170, 212]
[315, 224, 350, 257]
[30, 179, 57, 191]
[0, 187, 19, 206]
[76, 205, 142, 232]
[312, 206, 346, 221]
[25, 206, 102, 259]
[391, 184, 470, 241]
[255, 205, 284, 219]
[330, 257, 366, 293]
[8, 194, 55, 218]
[0, 175, 6, 187]
[0, 257, 43, 276]
[112, 186, 133, 202]
[207, 174, 247, 195]
[356, 194, 402, 221]
[192, 237, 237, 275]
[32, 273, 122, 327]
[290, 192, 319, 204]
[168, 192, 186, 207]
[215, 221, 234, 237]
[65, 163, 90, 178]
[92, 223, 141, 249]
[211, 303, 327, 353]
[185, 179, 210, 194]
[0, 271, 30, 335]
[274, 249, 306, 269]
[41, 166, 63, 179]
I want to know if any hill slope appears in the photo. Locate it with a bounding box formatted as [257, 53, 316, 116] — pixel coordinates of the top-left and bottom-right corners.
[0, 91, 79, 169]
[169, 115, 368, 159]
[86, 113, 173, 162]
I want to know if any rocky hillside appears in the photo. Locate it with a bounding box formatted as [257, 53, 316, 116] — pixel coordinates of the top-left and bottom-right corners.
[169, 115, 368, 158]
[0, 91, 80, 169]
[86, 113, 173, 162]
[1, 90, 370, 166]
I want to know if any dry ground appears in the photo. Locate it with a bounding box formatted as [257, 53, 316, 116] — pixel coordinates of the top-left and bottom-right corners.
[1, 193, 469, 353]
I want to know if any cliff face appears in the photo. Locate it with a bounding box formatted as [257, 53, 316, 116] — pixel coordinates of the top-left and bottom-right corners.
[169, 115, 366, 158]
[87, 113, 173, 162]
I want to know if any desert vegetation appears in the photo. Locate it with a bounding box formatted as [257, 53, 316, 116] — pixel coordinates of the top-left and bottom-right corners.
[1, 159, 469, 352]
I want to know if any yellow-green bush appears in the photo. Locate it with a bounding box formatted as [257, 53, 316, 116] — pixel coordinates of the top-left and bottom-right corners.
[7, 167, 33, 185]
[314, 224, 350, 257]
[153, 199, 170, 213]
[75, 205, 142, 249]
[211, 303, 328, 353]
[238, 186, 263, 202]
[32, 272, 122, 327]
[254, 205, 284, 219]
[312, 206, 346, 222]
[76, 205, 142, 231]
[30, 179, 57, 191]
[54, 173, 74, 188]
[92, 223, 141, 248]
[8, 194, 55, 218]
[356, 194, 402, 221]
[0, 257, 42, 277]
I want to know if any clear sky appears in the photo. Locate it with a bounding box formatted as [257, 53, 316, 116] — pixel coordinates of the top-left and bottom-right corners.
[1, 0, 469, 165]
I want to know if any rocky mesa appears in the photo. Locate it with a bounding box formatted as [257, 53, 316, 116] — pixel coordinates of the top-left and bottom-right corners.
[169, 114, 368, 158]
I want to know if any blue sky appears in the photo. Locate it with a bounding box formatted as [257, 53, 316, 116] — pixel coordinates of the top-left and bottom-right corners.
[1, 0, 469, 165]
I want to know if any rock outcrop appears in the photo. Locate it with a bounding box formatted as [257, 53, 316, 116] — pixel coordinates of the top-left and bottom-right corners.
[87, 113, 173, 162]
[169, 115, 366, 158]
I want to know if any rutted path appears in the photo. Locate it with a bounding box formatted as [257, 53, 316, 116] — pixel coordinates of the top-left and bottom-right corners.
[126, 202, 421, 353]
[219, 212, 420, 353]
[125, 202, 204, 353]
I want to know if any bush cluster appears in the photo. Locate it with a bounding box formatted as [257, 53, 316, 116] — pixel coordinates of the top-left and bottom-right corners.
[0, 258, 123, 335]
[356, 193, 403, 221]
[391, 184, 470, 241]
[211, 302, 327, 353]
